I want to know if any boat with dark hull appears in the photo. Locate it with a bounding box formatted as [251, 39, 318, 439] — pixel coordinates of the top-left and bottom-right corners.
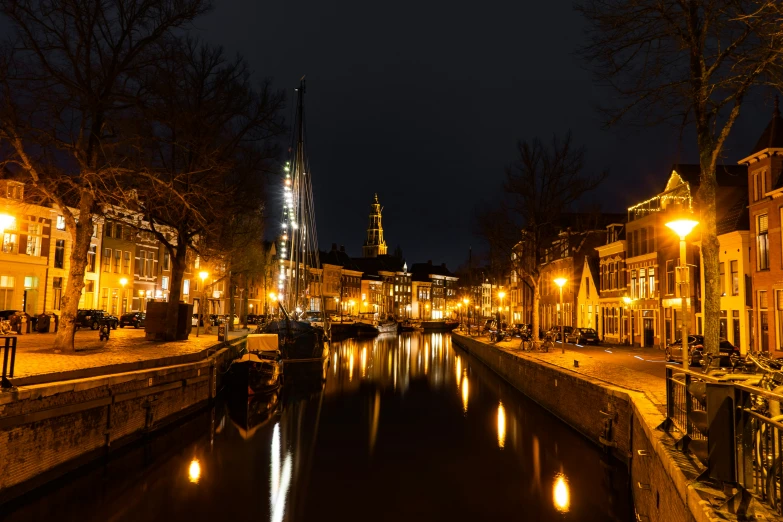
[421, 320, 459, 332]
[355, 322, 380, 337]
[227, 389, 280, 440]
[329, 321, 357, 340]
[399, 320, 414, 332]
[263, 319, 328, 361]
[229, 334, 283, 396]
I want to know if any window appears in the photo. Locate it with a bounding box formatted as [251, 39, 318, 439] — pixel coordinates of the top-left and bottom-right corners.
[719, 262, 726, 295]
[731, 260, 739, 296]
[145, 251, 154, 278]
[162, 276, 169, 290]
[123, 251, 131, 274]
[101, 287, 108, 311]
[648, 268, 655, 298]
[585, 277, 590, 298]
[666, 260, 674, 295]
[163, 251, 170, 271]
[54, 239, 65, 269]
[631, 270, 637, 299]
[56, 215, 66, 230]
[115, 224, 122, 240]
[114, 249, 121, 274]
[648, 227, 655, 254]
[639, 268, 647, 298]
[758, 214, 770, 270]
[104, 221, 112, 238]
[87, 245, 96, 272]
[52, 277, 62, 310]
[26, 224, 39, 256]
[183, 279, 190, 295]
[135, 252, 141, 275]
[640, 228, 647, 255]
[0, 275, 14, 309]
[613, 262, 619, 289]
[2, 233, 16, 254]
[102, 248, 111, 272]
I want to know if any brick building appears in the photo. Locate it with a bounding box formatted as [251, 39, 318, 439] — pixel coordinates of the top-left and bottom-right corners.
[740, 102, 783, 353]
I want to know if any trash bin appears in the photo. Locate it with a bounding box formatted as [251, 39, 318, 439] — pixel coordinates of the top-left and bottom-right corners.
[37, 314, 50, 333]
[217, 323, 226, 342]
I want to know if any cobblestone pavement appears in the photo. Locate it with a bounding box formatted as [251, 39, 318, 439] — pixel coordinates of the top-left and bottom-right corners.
[4, 326, 252, 379]
[460, 333, 669, 412]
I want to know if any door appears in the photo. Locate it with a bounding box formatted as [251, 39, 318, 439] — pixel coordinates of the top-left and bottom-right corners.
[733, 317, 741, 349]
[643, 318, 654, 347]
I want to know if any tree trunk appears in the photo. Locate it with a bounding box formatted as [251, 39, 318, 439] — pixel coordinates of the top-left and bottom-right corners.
[164, 243, 187, 341]
[699, 143, 720, 358]
[53, 193, 94, 351]
[531, 276, 541, 342]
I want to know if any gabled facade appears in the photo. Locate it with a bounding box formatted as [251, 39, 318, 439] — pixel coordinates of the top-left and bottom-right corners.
[739, 100, 783, 353]
[595, 224, 628, 344]
[576, 256, 600, 330]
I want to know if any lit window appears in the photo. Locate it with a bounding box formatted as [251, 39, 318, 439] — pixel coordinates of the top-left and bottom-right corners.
[56, 215, 66, 230]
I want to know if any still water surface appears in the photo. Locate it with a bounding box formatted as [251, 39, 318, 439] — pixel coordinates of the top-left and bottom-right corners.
[5, 333, 631, 521]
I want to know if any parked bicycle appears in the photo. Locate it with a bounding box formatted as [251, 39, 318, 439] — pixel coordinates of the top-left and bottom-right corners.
[520, 333, 553, 352]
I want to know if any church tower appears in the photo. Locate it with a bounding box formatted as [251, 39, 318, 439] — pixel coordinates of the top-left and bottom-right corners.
[363, 193, 388, 258]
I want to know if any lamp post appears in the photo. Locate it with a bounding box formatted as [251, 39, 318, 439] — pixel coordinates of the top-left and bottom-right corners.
[554, 278, 567, 353]
[119, 278, 128, 315]
[622, 296, 632, 346]
[666, 218, 699, 369]
[197, 271, 209, 337]
[498, 291, 506, 327]
[463, 297, 470, 332]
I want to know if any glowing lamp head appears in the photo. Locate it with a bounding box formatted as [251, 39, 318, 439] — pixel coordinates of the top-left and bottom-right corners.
[554, 277, 567, 288]
[188, 458, 201, 484]
[623, 296, 632, 305]
[463, 298, 469, 305]
[119, 277, 128, 287]
[0, 214, 14, 231]
[199, 271, 209, 282]
[666, 219, 698, 240]
[498, 291, 506, 299]
[269, 292, 277, 301]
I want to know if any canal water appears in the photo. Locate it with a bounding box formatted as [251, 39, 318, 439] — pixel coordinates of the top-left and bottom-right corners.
[3, 333, 632, 522]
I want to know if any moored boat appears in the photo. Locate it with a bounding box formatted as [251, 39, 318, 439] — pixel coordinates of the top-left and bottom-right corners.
[421, 320, 459, 332]
[355, 322, 380, 337]
[230, 334, 283, 395]
[376, 319, 398, 334]
[399, 320, 414, 332]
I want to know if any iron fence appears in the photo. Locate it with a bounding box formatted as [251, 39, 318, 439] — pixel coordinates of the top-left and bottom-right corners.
[663, 365, 783, 515]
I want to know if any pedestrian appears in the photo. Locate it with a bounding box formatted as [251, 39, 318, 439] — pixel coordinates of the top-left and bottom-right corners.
[53, 313, 59, 332]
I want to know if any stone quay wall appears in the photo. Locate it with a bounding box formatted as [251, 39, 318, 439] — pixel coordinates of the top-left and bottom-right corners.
[452, 333, 713, 522]
[0, 337, 245, 503]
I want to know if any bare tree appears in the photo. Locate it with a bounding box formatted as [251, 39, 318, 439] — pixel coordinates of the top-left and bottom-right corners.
[0, 0, 209, 350]
[479, 133, 606, 342]
[578, 0, 783, 358]
[131, 38, 284, 340]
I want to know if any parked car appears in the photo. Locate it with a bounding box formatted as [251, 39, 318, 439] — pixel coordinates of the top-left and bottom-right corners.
[566, 327, 600, 345]
[665, 335, 740, 366]
[0, 310, 20, 320]
[75, 309, 116, 330]
[119, 312, 145, 329]
[548, 325, 573, 342]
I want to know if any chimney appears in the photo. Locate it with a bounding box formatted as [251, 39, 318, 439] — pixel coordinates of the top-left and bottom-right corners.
[331, 243, 337, 251]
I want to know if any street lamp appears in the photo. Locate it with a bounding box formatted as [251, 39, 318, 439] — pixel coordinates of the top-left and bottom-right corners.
[197, 271, 209, 337]
[666, 218, 699, 369]
[622, 295, 633, 346]
[554, 278, 567, 353]
[498, 291, 506, 326]
[463, 298, 470, 331]
[119, 277, 128, 315]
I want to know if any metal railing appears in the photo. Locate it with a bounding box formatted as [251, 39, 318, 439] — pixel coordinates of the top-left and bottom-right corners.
[1, 335, 18, 388]
[663, 365, 783, 514]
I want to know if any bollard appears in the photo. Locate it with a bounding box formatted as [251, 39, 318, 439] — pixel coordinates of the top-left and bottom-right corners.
[574, 360, 579, 368]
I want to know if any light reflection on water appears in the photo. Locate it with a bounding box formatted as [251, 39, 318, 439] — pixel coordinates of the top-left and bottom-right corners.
[4, 332, 631, 522]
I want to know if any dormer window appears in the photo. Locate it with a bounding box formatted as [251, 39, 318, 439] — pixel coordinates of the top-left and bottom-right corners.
[754, 170, 767, 201]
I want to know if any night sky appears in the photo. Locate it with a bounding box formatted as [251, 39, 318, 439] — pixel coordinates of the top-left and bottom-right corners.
[4, 2, 778, 270]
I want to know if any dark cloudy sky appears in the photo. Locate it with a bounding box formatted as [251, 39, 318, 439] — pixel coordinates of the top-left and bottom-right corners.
[202, 1, 772, 269]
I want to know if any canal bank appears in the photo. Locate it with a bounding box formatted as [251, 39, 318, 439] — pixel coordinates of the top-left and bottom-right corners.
[0, 334, 247, 503]
[450, 332, 751, 522]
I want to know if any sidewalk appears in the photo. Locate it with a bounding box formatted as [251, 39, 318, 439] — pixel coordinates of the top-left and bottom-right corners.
[458, 333, 667, 412]
[4, 326, 251, 385]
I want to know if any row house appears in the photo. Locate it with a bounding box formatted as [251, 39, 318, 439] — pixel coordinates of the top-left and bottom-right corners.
[0, 180, 102, 316]
[538, 217, 619, 331]
[600, 163, 748, 350]
[410, 261, 458, 320]
[742, 102, 783, 354]
[594, 224, 629, 344]
[576, 256, 600, 330]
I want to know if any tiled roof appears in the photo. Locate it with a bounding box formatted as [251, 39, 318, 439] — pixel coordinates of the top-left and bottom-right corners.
[751, 99, 783, 155]
[715, 186, 749, 235]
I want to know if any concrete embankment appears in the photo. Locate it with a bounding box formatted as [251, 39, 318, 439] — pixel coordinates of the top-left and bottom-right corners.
[0, 336, 246, 503]
[451, 333, 721, 522]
